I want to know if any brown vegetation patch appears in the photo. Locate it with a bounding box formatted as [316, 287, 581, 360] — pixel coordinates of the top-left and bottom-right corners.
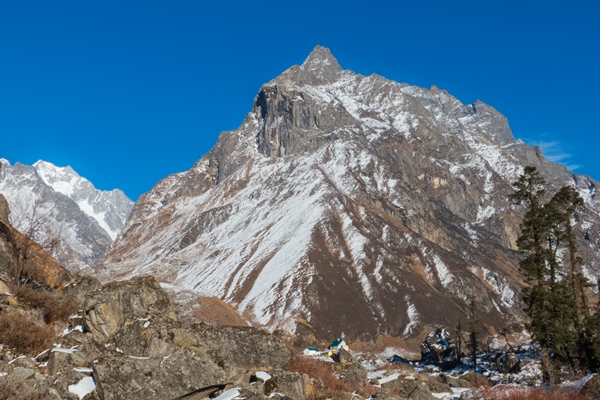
[286, 354, 350, 393]
[472, 386, 592, 400]
[351, 334, 425, 356]
[7, 226, 71, 289]
[0, 311, 54, 355]
[193, 296, 248, 327]
[11, 283, 80, 324]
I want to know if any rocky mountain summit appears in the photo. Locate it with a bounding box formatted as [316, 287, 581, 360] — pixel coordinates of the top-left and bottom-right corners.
[96, 46, 600, 341]
[0, 159, 134, 272]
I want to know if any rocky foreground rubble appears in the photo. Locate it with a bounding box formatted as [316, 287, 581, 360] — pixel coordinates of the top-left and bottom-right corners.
[1, 275, 295, 399]
[2, 279, 600, 399]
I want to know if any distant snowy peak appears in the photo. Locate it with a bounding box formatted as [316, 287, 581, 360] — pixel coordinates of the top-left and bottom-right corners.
[32, 160, 131, 240]
[0, 159, 134, 271]
[34, 160, 80, 196]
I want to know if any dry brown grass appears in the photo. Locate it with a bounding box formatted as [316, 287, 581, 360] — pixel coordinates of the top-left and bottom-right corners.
[10, 283, 79, 323]
[191, 296, 248, 327]
[286, 354, 351, 393]
[472, 386, 592, 400]
[0, 311, 54, 356]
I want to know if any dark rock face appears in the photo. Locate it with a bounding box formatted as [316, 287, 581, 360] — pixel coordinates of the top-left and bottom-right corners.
[97, 46, 600, 342]
[496, 352, 521, 373]
[420, 329, 457, 366]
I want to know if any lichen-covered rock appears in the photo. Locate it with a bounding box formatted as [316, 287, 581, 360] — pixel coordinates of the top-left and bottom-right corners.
[406, 381, 436, 400]
[63, 275, 102, 306]
[264, 371, 313, 400]
[93, 348, 227, 400]
[460, 371, 491, 388]
[380, 374, 429, 398]
[426, 375, 453, 393]
[335, 360, 368, 389]
[200, 325, 291, 370]
[83, 275, 177, 343]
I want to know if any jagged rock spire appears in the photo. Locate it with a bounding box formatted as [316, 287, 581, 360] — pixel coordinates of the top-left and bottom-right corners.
[272, 45, 343, 87]
[299, 45, 343, 85]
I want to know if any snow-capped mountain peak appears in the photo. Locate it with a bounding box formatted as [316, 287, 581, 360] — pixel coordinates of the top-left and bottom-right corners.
[32, 160, 129, 240]
[0, 159, 134, 271]
[96, 46, 600, 340]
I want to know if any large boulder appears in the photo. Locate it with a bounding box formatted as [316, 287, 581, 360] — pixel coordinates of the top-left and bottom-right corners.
[460, 372, 491, 388]
[93, 348, 228, 400]
[264, 371, 313, 400]
[406, 382, 436, 400]
[83, 275, 177, 343]
[63, 275, 102, 306]
[420, 328, 457, 366]
[198, 324, 291, 370]
[426, 375, 453, 393]
[496, 352, 521, 373]
[380, 374, 429, 398]
[335, 361, 368, 389]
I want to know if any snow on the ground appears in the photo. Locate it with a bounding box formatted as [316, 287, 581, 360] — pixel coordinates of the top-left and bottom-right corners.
[256, 371, 272, 381]
[377, 371, 401, 384]
[51, 346, 78, 354]
[68, 376, 96, 399]
[214, 387, 242, 400]
[559, 374, 597, 394]
[432, 388, 470, 400]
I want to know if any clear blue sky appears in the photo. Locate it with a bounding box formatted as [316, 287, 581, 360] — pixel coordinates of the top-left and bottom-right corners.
[1, 1, 598, 200]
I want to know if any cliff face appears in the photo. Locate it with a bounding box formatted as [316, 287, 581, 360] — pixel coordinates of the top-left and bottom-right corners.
[96, 46, 600, 340]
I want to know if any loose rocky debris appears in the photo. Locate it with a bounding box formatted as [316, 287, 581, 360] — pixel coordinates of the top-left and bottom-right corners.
[0, 272, 594, 399]
[0, 274, 368, 400]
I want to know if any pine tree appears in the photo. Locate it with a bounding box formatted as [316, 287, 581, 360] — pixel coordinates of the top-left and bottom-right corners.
[510, 166, 594, 377]
[510, 167, 551, 346]
[468, 294, 478, 370]
[456, 320, 463, 363]
[549, 186, 588, 364]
